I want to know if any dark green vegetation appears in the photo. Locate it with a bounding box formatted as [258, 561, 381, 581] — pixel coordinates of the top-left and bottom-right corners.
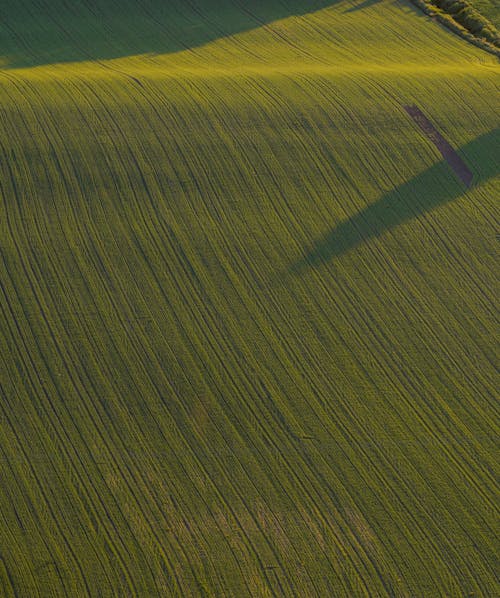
[469, 0, 500, 27]
[411, 0, 499, 53]
[0, 1, 499, 596]
[431, 0, 499, 44]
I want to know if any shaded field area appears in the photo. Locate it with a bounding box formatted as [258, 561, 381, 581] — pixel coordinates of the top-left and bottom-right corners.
[0, 0, 499, 596]
[292, 127, 497, 266]
[0, 0, 335, 68]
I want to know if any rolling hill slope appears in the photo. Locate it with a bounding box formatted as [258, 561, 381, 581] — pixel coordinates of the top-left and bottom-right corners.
[0, 1, 498, 596]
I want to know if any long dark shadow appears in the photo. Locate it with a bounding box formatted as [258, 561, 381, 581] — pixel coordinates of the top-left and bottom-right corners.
[0, 0, 338, 69]
[344, 0, 383, 13]
[291, 128, 499, 270]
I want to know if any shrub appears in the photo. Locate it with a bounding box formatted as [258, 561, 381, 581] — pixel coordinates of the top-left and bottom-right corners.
[412, 0, 500, 54]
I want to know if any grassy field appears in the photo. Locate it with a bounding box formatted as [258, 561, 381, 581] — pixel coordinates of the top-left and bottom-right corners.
[0, 1, 499, 596]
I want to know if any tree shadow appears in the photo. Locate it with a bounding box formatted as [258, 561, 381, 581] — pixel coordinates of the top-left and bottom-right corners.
[0, 0, 338, 69]
[290, 128, 499, 271]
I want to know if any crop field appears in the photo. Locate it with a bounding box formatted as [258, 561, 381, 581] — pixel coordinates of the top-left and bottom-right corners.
[0, 1, 498, 596]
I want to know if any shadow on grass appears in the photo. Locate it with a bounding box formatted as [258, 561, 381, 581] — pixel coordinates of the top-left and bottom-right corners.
[344, 0, 383, 12]
[0, 0, 339, 69]
[290, 128, 499, 270]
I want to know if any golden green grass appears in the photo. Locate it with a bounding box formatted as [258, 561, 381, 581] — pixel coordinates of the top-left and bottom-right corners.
[0, 1, 498, 596]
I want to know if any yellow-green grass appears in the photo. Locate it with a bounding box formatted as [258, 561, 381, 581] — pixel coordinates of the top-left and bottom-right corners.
[0, 1, 498, 596]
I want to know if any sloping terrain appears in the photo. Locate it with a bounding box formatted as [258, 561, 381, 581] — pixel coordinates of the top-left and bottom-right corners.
[469, 0, 500, 27]
[0, 1, 498, 596]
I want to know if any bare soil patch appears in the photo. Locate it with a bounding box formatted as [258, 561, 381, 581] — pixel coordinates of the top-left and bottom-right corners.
[404, 105, 473, 187]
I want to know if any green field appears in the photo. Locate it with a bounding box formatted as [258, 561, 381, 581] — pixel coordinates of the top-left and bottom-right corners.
[0, 1, 499, 596]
